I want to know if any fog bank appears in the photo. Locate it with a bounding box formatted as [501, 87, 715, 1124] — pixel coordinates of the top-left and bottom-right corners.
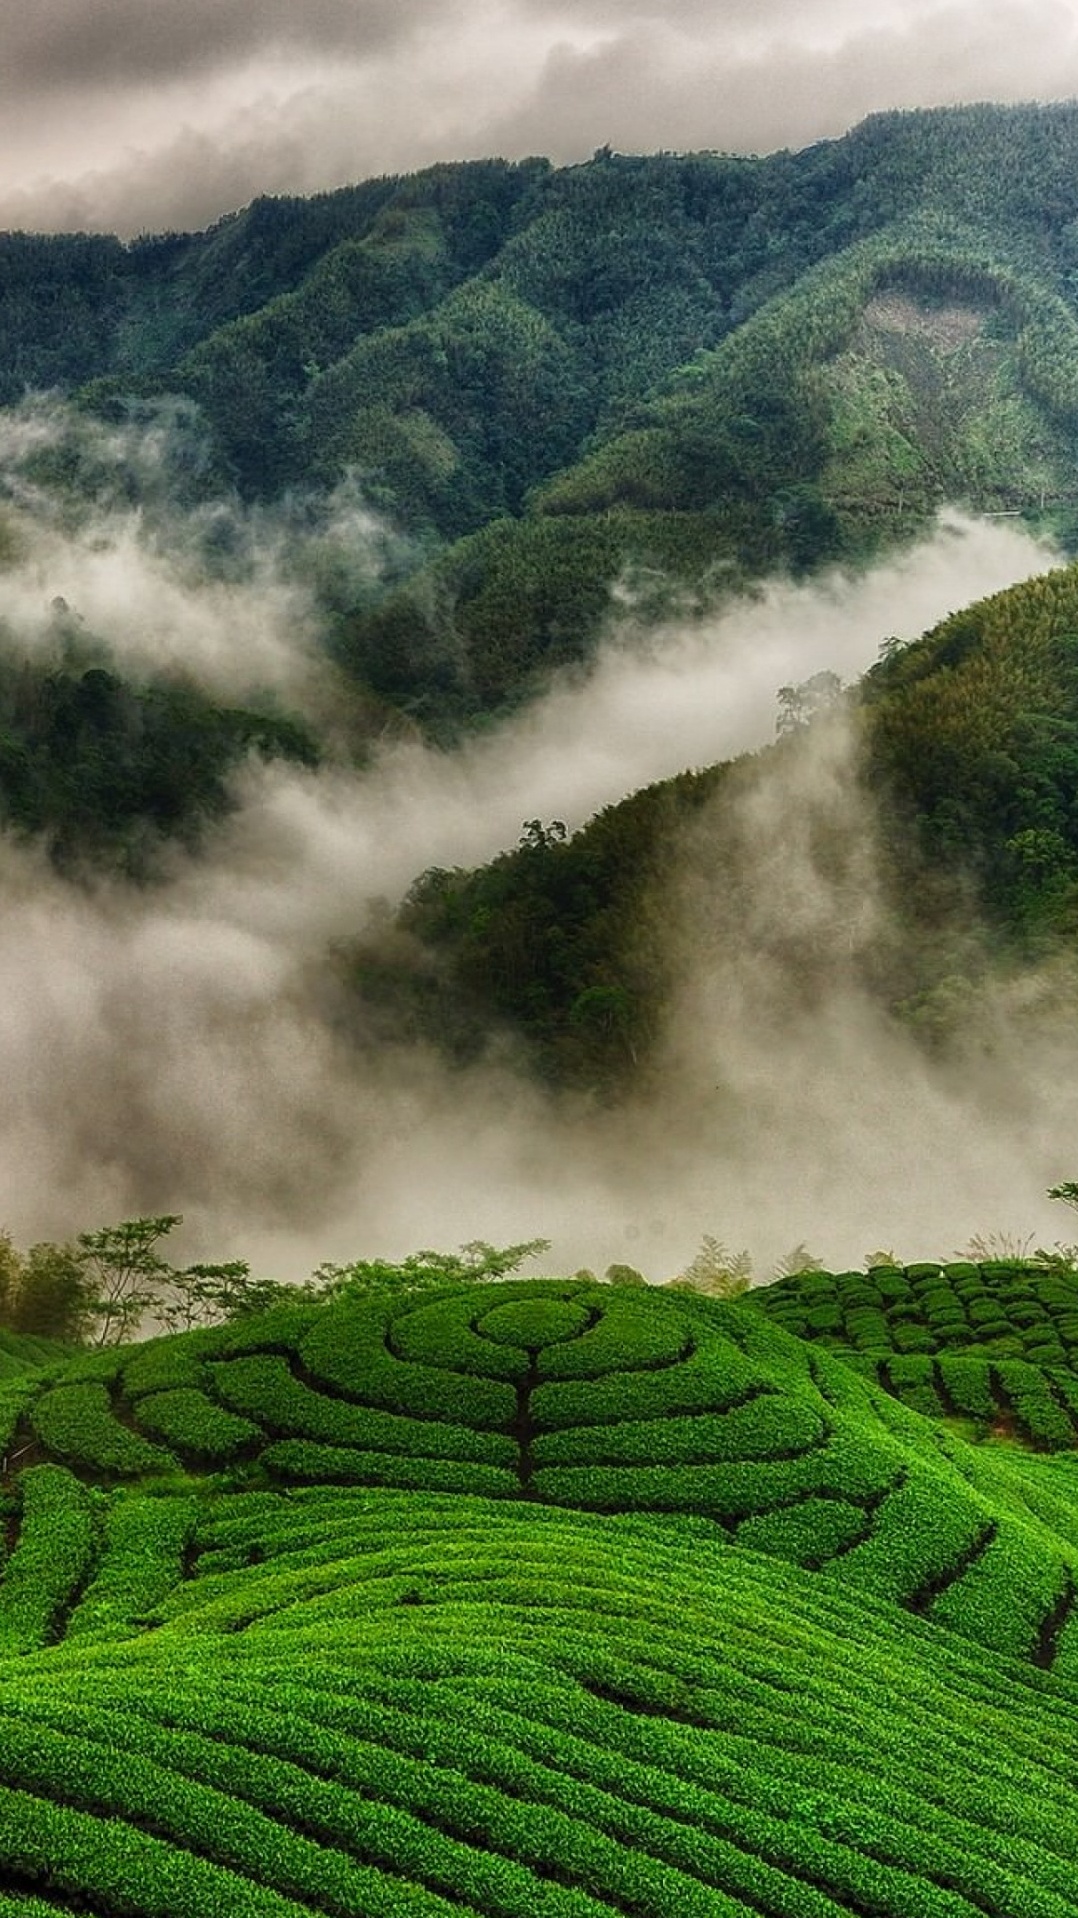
[0, 497, 1065, 1281]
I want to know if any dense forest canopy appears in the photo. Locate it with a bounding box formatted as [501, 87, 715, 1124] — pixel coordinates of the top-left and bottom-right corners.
[5, 103, 1078, 743]
[342, 563, 1078, 1091]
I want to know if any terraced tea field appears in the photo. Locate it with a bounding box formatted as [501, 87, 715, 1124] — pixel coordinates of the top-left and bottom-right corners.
[758, 1258, 1078, 1443]
[4, 1273, 1078, 1913]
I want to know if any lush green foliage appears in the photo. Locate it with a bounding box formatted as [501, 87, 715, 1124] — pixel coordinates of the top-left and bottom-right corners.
[3, 1275, 1078, 1663]
[0, 1465, 95, 1654]
[11, 106, 1078, 885]
[12, 105, 1078, 738]
[3, 1275, 1078, 1910]
[347, 559, 1078, 1090]
[759, 1256, 1078, 1445]
[16, 104, 1078, 1906]
[348, 767, 727, 1090]
[0, 658, 317, 874]
[30, 1383, 177, 1478]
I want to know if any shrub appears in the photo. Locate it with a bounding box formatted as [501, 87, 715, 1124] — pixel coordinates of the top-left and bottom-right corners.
[121, 1332, 219, 1400]
[133, 1390, 262, 1463]
[66, 1494, 196, 1642]
[301, 1301, 516, 1429]
[0, 1466, 95, 1653]
[261, 1441, 518, 1497]
[834, 1466, 993, 1606]
[532, 1395, 827, 1468]
[476, 1298, 592, 1349]
[531, 1333, 765, 1430]
[388, 1296, 528, 1381]
[30, 1384, 176, 1477]
[736, 1497, 869, 1567]
[211, 1356, 516, 1466]
[536, 1295, 691, 1381]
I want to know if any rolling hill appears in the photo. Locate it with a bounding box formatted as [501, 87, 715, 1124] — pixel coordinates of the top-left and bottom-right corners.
[7, 105, 1078, 1914]
[3, 1271, 1078, 1912]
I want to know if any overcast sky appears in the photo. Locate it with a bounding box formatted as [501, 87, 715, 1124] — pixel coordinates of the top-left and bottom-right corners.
[1, 0, 1078, 236]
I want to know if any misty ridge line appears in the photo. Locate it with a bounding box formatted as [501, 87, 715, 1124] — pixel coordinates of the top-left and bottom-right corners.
[0, 400, 1056, 900]
[2, 4, 1077, 239]
[0, 395, 1065, 1281]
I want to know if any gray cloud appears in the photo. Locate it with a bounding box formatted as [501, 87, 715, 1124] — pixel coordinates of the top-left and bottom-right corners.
[0, 0, 1076, 235]
[1, 0, 429, 93]
[489, 1, 1078, 162]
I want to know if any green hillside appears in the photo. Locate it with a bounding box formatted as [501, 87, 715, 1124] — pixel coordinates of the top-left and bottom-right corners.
[0, 657, 317, 874]
[758, 1252, 1078, 1439]
[10, 105, 1078, 729]
[7, 104, 1078, 861]
[5, 1273, 1078, 1911]
[349, 560, 1078, 1090]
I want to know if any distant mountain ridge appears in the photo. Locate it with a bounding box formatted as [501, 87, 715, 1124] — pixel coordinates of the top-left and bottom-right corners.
[8, 103, 1078, 724]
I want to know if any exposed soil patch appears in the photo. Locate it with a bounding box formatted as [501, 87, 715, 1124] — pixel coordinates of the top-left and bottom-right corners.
[863, 292, 986, 352]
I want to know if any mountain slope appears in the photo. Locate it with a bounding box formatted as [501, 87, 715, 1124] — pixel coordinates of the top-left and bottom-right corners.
[10, 106, 1078, 725]
[345, 560, 1078, 1090]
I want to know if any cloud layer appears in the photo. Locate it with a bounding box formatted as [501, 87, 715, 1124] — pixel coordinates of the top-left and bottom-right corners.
[2, 0, 1078, 235]
[0, 469, 1062, 1282]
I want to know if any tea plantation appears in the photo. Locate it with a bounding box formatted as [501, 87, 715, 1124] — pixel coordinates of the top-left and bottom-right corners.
[4, 1273, 1078, 1914]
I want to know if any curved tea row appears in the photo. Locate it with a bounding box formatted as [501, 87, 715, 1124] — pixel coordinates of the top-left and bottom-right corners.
[759, 1261, 1078, 1447]
[3, 1489, 1078, 1917]
[3, 1279, 1078, 1913]
[2, 1280, 1078, 1669]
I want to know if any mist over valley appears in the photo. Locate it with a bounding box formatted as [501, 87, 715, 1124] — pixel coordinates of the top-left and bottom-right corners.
[4, 107, 1078, 1284]
[0, 397, 1065, 1281]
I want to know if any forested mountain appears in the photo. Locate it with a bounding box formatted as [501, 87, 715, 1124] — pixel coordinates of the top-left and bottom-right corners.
[345, 564, 1078, 1090]
[8, 102, 1078, 734]
[0, 656, 316, 874]
[7, 104, 1078, 1020]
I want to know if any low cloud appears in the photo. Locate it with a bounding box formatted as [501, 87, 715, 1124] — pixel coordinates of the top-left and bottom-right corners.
[649, 709, 1078, 1279]
[0, 396, 396, 719]
[0, 488, 1062, 1281]
[488, 1, 1078, 170]
[1, 0, 432, 94]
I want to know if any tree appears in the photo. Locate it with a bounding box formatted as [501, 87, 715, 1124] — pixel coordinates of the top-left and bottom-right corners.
[77, 1215, 183, 1346]
[775, 670, 844, 736]
[78, 1222, 296, 1340]
[604, 1262, 647, 1286]
[313, 1238, 550, 1300]
[0, 1232, 22, 1324]
[666, 1235, 753, 1297]
[13, 1242, 97, 1341]
[150, 1260, 292, 1334]
[1037, 1186, 1078, 1273]
[771, 1243, 825, 1280]
[519, 820, 567, 851]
